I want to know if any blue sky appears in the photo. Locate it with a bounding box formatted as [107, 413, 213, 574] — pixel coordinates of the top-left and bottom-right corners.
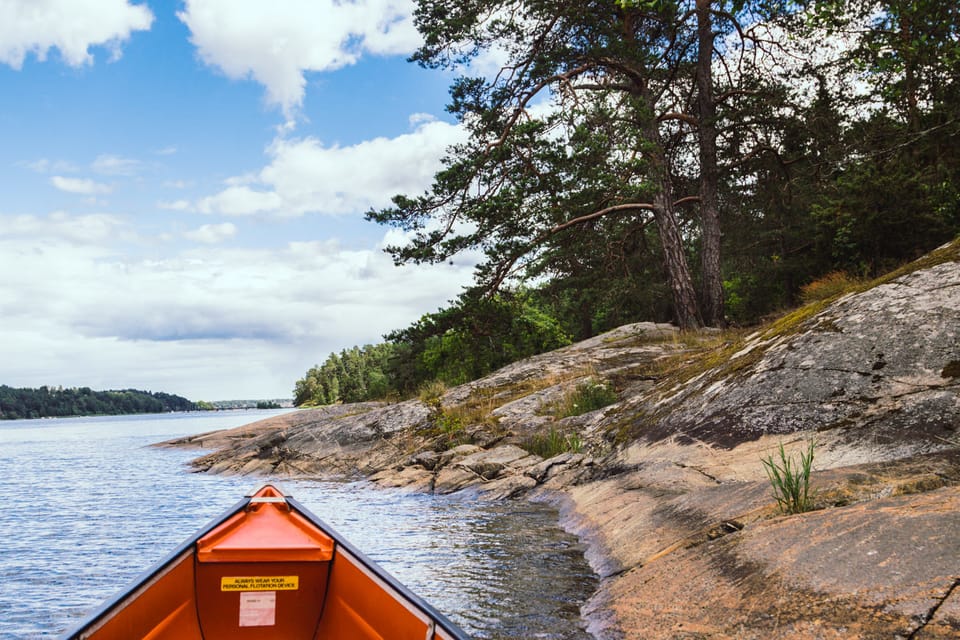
[0, 0, 480, 400]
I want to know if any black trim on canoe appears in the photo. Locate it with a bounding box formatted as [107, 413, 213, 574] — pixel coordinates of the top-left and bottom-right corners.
[58, 490, 472, 640]
[287, 496, 471, 640]
[58, 495, 250, 640]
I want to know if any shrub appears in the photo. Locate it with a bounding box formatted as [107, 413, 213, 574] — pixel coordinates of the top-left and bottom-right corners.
[417, 380, 470, 447]
[761, 440, 816, 514]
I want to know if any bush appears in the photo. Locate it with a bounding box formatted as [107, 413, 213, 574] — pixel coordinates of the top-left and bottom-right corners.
[416, 380, 470, 448]
[761, 440, 816, 514]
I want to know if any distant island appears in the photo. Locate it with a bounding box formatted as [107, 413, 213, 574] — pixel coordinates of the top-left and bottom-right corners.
[0, 386, 295, 420]
[0, 385, 293, 420]
[0, 385, 196, 420]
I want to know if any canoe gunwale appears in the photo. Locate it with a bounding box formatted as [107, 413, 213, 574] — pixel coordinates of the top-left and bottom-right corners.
[59, 496, 249, 640]
[58, 489, 472, 640]
[287, 496, 471, 640]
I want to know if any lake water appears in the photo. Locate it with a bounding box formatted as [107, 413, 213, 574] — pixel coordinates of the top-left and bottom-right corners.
[0, 411, 596, 639]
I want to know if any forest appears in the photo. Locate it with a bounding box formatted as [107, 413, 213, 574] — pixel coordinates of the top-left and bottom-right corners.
[295, 0, 959, 407]
[0, 386, 196, 420]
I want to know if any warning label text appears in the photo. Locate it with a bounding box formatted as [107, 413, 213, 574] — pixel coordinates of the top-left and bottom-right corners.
[221, 576, 299, 592]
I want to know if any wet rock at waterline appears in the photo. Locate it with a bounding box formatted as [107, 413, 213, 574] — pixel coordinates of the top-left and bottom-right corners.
[160, 238, 960, 638]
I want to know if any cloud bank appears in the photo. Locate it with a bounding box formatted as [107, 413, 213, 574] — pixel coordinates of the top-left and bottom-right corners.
[0, 212, 474, 398]
[0, 0, 153, 68]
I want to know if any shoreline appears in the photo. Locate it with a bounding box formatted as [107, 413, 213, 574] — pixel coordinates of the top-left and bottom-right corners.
[160, 417, 615, 636]
[159, 245, 960, 637]
[162, 407, 960, 639]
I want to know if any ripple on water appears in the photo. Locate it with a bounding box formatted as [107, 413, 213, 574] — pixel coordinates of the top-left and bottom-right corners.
[0, 412, 596, 640]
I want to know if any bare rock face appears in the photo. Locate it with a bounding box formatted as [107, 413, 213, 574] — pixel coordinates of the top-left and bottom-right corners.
[161, 400, 435, 477]
[566, 449, 960, 639]
[160, 320, 679, 490]
[160, 240, 960, 640]
[626, 253, 960, 460]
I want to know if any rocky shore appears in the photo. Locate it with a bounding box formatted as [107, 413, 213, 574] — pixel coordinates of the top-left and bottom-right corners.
[160, 239, 960, 638]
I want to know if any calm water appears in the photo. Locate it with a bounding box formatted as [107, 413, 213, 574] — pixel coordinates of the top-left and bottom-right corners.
[0, 411, 596, 639]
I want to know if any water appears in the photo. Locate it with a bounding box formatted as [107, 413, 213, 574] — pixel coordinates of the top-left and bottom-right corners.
[0, 411, 596, 639]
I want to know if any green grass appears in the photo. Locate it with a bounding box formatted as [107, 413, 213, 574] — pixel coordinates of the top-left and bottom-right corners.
[547, 379, 618, 418]
[523, 427, 584, 458]
[762, 440, 817, 514]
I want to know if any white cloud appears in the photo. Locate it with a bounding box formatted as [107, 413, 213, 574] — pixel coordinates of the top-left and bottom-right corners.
[0, 215, 476, 398]
[184, 222, 237, 244]
[92, 153, 140, 176]
[468, 44, 512, 78]
[0, 0, 153, 69]
[50, 175, 113, 195]
[158, 199, 192, 211]
[196, 116, 465, 217]
[178, 0, 420, 116]
[0, 211, 127, 244]
[20, 158, 79, 174]
[196, 185, 284, 216]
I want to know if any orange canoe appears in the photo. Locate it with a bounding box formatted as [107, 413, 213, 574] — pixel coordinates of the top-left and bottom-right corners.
[61, 484, 470, 639]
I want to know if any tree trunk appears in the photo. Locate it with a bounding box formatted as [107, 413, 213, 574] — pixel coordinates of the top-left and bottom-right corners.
[653, 186, 702, 331]
[696, 0, 725, 327]
[898, 7, 920, 132]
[632, 71, 703, 331]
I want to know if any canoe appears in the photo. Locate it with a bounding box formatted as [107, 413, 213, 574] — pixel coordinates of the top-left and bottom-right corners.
[61, 484, 470, 640]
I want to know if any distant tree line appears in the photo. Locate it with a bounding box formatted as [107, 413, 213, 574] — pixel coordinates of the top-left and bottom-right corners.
[296, 0, 960, 406]
[195, 399, 292, 410]
[0, 385, 196, 420]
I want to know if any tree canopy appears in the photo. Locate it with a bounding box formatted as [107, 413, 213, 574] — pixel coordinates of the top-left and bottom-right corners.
[298, 0, 959, 402]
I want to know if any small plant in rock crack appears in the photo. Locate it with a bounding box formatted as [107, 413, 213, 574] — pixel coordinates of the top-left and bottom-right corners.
[761, 439, 816, 514]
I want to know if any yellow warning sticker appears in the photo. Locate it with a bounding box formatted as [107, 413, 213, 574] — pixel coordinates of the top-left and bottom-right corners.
[221, 576, 299, 592]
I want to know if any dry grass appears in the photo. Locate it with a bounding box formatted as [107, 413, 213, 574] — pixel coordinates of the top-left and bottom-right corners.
[799, 271, 864, 303]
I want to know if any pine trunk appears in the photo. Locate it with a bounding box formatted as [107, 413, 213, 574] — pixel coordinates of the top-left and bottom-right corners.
[696, 0, 725, 327]
[653, 187, 703, 331]
[634, 80, 703, 331]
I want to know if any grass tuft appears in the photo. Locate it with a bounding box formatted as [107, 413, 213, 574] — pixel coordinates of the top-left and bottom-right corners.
[799, 271, 863, 303]
[762, 439, 817, 514]
[522, 427, 584, 458]
[418, 379, 448, 404]
[547, 379, 618, 418]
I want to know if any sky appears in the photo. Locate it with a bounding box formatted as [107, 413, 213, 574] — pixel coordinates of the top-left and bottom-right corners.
[0, 0, 481, 401]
